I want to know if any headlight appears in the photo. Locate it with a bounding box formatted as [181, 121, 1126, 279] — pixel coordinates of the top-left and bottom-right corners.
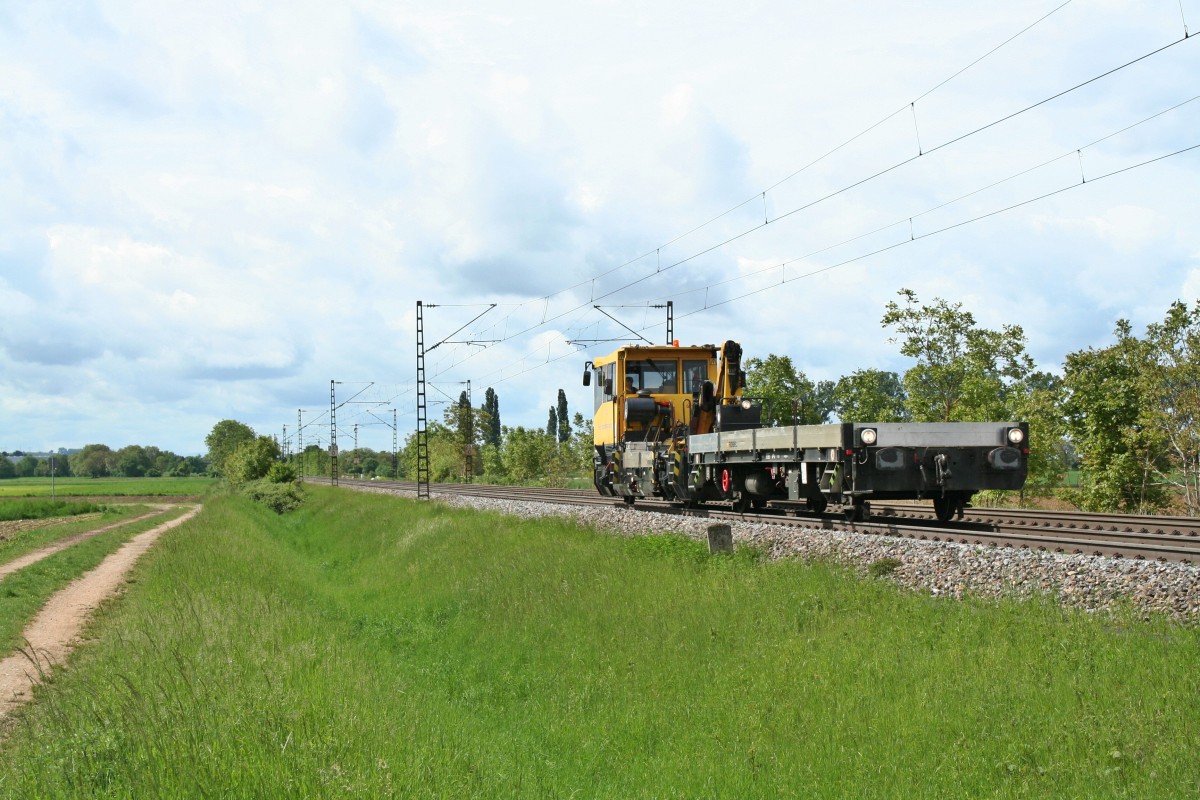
[859, 428, 877, 445]
[1006, 427, 1025, 445]
[741, 399, 753, 410]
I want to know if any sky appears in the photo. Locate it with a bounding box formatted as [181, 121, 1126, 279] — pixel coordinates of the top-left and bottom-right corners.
[1, 0, 1199, 456]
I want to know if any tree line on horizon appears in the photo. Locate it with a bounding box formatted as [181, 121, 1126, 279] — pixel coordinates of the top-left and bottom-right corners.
[0, 445, 206, 480]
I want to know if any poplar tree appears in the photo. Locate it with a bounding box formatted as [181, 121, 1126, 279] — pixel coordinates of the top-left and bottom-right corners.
[556, 389, 570, 443]
[483, 388, 501, 447]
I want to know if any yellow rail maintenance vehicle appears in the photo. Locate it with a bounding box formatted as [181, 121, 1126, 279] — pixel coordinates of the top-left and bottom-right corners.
[584, 340, 1029, 522]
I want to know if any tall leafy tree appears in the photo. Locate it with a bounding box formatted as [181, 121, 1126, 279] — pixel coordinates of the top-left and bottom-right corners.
[1141, 301, 1200, 512]
[205, 420, 256, 477]
[70, 444, 114, 478]
[547, 407, 558, 438]
[0, 459, 14, 479]
[743, 354, 832, 425]
[832, 369, 909, 422]
[483, 388, 501, 447]
[114, 445, 152, 477]
[556, 389, 570, 444]
[1062, 320, 1168, 512]
[882, 288, 1032, 421]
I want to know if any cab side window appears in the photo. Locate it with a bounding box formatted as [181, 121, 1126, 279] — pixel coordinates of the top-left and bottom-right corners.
[683, 360, 708, 394]
[594, 364, 614, 411]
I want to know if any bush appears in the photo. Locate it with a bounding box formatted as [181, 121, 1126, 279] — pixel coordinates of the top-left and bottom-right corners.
[242, 481, 305, 514]
[266, 462, 297, 484]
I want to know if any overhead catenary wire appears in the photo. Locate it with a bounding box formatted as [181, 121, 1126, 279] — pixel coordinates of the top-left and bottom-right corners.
[672, 141, 1200, 319]
[655, 94, 1200, 310]
[431, 0, 1080, 360]
[423, 28, 1199, 385]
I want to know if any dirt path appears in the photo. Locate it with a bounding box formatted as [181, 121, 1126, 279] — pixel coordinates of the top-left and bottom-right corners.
[0, 508, 169, 581]
[0, 504, 202, 723]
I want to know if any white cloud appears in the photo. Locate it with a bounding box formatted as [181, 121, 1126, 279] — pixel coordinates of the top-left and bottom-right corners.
[2, 0, 1199, 454]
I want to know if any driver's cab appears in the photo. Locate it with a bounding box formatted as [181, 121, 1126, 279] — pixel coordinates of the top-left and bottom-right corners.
[584, 344, 717, 446]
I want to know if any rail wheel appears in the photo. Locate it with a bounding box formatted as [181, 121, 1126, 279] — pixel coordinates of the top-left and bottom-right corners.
[623, 495, 636, 506]
[807, 495, 828, 514]
[932, 497, 953, 523]
[732, 494, 751, 514]
[751, 497, 768, 510]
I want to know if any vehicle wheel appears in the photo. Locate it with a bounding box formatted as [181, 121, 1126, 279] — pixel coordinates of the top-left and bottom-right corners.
[623, 495, 636, 506]
[933, 497, 953, 523]
[751, 498, 768, 510]
[732, 495, 751, 514]
[807, 495, 828, 514]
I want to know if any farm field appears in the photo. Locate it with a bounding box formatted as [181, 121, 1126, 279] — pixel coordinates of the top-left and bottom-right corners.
[0, 476, 214, 498]
[0, 486, 1198, 797]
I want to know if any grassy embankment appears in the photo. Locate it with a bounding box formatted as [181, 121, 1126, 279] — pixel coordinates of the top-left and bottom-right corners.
[1, 486, 1197, 797]
[0, 476, 214, 498]
[0, 505, 194, 654]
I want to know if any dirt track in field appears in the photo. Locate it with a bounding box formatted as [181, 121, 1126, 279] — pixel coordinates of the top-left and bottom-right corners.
[0, 508, 168, 581]
[0, 505, 201, 724]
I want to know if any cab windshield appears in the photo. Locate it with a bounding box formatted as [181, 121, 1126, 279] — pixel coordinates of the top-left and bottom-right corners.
[625, 359, 678, 394]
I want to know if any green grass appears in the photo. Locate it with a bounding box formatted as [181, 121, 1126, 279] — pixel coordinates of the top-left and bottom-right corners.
[0, 487, 1197, 797]
[0, 505, 147, 566]
[0, 499, 105, 522]
[0, 476, 214, 498]
[0, 506, 193, 653]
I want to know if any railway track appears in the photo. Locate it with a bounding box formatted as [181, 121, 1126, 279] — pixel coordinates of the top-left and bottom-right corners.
[316, 478, 1200, 564]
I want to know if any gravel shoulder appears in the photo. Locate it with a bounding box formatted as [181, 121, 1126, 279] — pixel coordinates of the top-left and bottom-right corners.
[0, 505, 201, 724]
[351, 484, 1200, 623]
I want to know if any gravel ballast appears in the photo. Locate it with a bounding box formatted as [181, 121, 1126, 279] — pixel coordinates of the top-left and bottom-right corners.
[350, 485, 1200, 623]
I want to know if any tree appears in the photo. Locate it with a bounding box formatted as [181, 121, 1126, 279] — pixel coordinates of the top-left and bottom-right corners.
[205, 420, 256, 477]
[547, 407, 558, 438]
[743, 354, 831, 425]
[15, 455, 38, 478]
[1143, 300, 1200, 514]
[882, 288, 1033, 422]
[832, 369, 909, 422]
[0, 459, 14, 480]
[567, 412, 595, 478]
[38, 455, 71, 478]
[1008, 372, 1069, 501]
[503, 426, 559, 484]
[1062, 321, 1168, 512]
[224, 436, 282, 486]
[70, 444, 114, 478]
[483, 388, 501, 447]
[557, 389, 570, 444]
[113, 445, 152, 477]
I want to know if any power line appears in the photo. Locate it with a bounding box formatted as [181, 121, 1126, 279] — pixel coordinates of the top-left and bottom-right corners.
[434, 0, 1082, 359]
[422, 30, 1198, 385]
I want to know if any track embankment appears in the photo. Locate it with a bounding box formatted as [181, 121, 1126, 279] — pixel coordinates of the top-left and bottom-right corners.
[331, 479, 1200, 623]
